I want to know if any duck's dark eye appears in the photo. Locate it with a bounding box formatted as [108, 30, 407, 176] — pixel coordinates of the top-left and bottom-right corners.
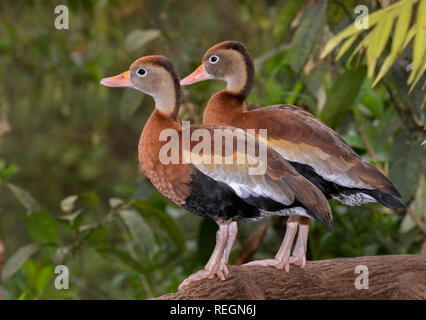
[209, 55, 219, 64]
[137, 68, 147, 77]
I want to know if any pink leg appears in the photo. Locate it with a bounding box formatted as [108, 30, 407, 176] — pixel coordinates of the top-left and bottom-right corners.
[243, 216, 299, 273]
[217, 221, 238, 279]
[289, 217, 310, 267]
[178, 222, 229, 291]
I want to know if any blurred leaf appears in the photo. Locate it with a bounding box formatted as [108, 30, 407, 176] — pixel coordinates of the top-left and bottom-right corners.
[408, 0, 426, 86]
[2, 244, 40, 282]
[124, 29, 161, 52]
[373, 2, 413, 85]
[60, 195, 78, 212]
[273, 0, 305, 40]
[58, 209, 83, 229]
[327, 0, 354, 27]
[321, 2, 402, 58]
[389, 129, 425, 202]
[81, 192, 100, 210]
[24, 210, 60, 246]
[360, 91, 382, 118]
[0, 160, 19, 181]
[341, 134, 365, 150]
[108, 248, 148, 273]
[109, 197, 124, 208]
[289, 2, 326, 73]
[133, 200, 185, 250]
[366, 12, 395, 78]
[197, 219, 217, 264]
[321, 66, 367, 128]
[336, 34, 357, 61]
[86, 226, 110, 252]
[6, 183, 41, 214]
[119, 209, 156, 255]
[35, 265, 54, 295]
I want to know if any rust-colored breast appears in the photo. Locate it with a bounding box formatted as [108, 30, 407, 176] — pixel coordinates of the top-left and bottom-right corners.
[138, 110, 192, 205]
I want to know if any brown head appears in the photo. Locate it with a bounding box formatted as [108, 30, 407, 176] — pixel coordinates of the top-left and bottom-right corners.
[180, 41, 254, 98]
[100, 55, 181, 118]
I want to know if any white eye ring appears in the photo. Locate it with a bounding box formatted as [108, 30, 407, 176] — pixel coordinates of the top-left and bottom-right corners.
[137, 68, 147, 77]
[209, 55, 219, 64]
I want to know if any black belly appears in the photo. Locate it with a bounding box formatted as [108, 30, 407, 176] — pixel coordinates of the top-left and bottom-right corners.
[182, 170, 303, 222]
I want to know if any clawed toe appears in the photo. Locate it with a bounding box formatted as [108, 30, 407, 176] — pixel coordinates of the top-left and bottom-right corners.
[178, 265, 230, 291]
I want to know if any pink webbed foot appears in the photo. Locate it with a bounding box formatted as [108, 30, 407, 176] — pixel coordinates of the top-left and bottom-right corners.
[178, 264, 230, 291]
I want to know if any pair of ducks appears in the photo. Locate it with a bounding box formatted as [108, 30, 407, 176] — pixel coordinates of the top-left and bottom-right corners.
[101, 41, 404, 291]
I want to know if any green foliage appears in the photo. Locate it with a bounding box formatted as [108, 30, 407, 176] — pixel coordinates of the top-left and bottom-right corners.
[0, 0, 424, 300]
[320, 66, 367, 127]
[322, 0, 426, 89]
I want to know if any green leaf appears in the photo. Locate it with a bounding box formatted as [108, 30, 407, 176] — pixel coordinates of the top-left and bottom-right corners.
[1, 244, 40, 282]
[6, 183, 40, 214]
[336, 34, 357, 61]
[360, 90, 382, 118]
[409, 0, 426, 83]
[86, 226, 110, 252]
[0, 160, 19, 181]
[273, 0, 305, 40]
[108, 248, 148, 273]
[81, 192, 100, 210]
[35, 265, 54, 295]
[373, 27, 416, 86]
[119, 209, 156, 255]
[60, 195, 78, 212]
[366, 12, 395, 78]
[24, 210, 60, 246]
[321, 67, 367, 128]
[133, 200, 185, 250]
[57, 209, 83, 229]
[389, 129, 425, 202]
[124, 29, 161, 52]
[321, 1, 403, 59]
[289, 2, 326, 73]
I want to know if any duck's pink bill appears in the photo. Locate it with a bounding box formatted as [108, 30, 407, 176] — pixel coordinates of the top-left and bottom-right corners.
[180, 64, 212, 86]
[100, 71, 133, 87]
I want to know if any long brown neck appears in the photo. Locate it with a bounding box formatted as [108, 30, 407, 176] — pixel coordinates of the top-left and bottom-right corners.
[139, 109, 181, 170]
[203, 90, 247, 124]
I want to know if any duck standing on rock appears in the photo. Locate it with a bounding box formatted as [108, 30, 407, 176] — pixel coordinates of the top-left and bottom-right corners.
[101, 55, 332, 290]
[180, 40, 405, 268]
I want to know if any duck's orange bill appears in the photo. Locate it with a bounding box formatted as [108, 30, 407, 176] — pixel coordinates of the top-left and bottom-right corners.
[180, 64, 212, 86]
[100, 71, 133, 88]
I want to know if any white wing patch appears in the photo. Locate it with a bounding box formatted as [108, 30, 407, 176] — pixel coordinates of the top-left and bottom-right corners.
[196, 164, 294, 206]
[332, 193, 376, 206]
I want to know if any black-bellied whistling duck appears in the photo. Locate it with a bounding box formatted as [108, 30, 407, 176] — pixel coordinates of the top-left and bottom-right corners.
[100, 55, 332, 290]
[180, 40, 405, 268]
